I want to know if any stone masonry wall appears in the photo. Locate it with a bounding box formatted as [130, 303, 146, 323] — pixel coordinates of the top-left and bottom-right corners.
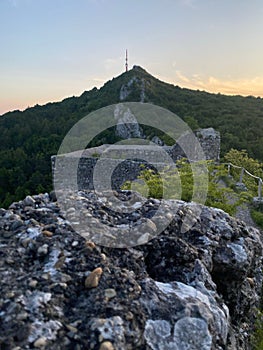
[52, 128, 220, 192]
[52, 155, 170, 192]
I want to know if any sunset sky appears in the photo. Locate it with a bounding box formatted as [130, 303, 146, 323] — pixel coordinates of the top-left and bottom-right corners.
[1, 0, 263, 115]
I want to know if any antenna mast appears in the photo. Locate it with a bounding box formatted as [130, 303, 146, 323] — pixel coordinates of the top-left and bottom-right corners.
[125, 49, 128, 72]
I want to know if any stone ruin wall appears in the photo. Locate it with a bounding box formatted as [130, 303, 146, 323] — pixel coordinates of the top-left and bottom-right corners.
[52, 128, 220, 192]
[52, 151, 171, 192]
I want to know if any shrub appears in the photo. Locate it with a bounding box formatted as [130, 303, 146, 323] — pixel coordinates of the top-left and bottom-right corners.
[122, 160, 243, 216]
[251, 311, 263, 350]
[251, 210, 263, 230]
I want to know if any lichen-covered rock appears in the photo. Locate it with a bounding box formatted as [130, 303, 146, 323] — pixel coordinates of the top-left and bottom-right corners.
[0, 190, 262, 349]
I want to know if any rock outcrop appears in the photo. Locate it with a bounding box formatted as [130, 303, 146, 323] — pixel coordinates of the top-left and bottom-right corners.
[114, 104, 145, 139]
[196, 128, 221, 162]
[119, 73, 146, 103]
[168, 128, 221, 162]
[0, 191, 262, 349]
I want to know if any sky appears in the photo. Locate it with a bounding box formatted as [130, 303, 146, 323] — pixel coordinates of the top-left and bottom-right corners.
[1, 0, 263, 115]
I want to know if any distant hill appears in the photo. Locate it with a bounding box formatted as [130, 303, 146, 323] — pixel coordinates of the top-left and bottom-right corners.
[1, 65, 263, 207]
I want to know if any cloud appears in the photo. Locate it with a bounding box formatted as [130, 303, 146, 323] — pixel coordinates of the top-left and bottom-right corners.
[175, 71, 263, 97]
[92, 77, 107, 83]
[104, 58, 117, 71]
[180, 0, 196, 9]
[104, 56, 123, 71]
[175, 70, 190, 83]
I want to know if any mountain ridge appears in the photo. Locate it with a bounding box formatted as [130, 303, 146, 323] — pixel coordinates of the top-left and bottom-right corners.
[3, 64, 261, 117]
[1, 65, 263, 207]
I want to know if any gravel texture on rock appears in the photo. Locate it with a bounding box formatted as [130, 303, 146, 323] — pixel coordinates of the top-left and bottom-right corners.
[0, 191, 262, 350]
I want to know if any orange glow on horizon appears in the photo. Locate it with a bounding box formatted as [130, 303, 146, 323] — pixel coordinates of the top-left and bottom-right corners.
[1, 73, 263, 116]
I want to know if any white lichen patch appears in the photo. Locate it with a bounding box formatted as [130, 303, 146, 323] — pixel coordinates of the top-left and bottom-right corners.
[28, 319, 62, 343]
[24, 291, 52, 313]
[43, 249, 61, 276]
[144, 317, 212, 350]
[227, 241, 248, 264]
[91, 316, 125, 346]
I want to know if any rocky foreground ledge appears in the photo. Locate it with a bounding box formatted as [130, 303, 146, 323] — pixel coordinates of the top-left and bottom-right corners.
[0, 191, 262, 350]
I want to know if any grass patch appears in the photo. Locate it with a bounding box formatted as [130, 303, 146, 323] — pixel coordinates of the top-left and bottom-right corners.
[251, 210, 263, 230]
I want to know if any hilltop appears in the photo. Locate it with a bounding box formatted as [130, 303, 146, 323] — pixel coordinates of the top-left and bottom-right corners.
[1, 65, 263, 207]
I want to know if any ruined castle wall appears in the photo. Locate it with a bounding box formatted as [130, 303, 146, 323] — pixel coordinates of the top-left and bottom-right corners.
[52, 128, 220, 192]
[52, 155, 169, 192]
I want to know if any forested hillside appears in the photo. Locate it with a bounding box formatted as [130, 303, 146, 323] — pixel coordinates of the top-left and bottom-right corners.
[1, 65, 263, 207]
